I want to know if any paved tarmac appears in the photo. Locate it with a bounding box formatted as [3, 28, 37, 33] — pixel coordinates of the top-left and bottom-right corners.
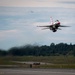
[0, 68, 75, 75]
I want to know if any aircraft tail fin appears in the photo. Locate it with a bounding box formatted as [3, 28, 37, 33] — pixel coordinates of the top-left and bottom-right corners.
[50, 17, 53, 25]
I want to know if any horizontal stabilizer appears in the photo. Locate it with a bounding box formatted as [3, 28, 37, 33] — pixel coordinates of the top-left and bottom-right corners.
[58, 28, 62, 30]
[42, 28, 50, 30]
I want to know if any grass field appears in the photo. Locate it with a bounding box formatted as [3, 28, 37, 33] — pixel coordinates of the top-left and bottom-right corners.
[0, 56, 75, 69]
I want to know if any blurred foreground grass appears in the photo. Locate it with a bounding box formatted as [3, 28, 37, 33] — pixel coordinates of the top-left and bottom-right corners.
[0, 56, 75, 69]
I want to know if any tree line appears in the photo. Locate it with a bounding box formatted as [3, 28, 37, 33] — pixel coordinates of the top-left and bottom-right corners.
[0, 43, 75, 56]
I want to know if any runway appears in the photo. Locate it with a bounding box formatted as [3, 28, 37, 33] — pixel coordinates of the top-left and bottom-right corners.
[0, 68, 75, 75]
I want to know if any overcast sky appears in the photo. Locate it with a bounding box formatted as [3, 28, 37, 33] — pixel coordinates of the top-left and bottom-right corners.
[0, 0, 75, 8]
[0, 0, 75, 50]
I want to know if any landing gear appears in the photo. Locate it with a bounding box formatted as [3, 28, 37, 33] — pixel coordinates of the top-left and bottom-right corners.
[50, 27, 57, 32]
[53, 29, 57, 32]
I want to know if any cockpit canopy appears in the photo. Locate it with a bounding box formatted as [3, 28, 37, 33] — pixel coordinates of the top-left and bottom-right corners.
[54, 20, 59, 24]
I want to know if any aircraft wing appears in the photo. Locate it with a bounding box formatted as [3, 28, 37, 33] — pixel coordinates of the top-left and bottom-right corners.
[59, 25, 70, 27]
[37, 25, 52, 27]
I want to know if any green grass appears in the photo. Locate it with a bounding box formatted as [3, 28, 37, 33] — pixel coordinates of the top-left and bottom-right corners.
[39, 64, 75, 69]
[0, 56, 75, 68]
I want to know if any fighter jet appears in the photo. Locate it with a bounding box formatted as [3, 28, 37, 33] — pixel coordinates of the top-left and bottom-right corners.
[37, 17, 69, 32]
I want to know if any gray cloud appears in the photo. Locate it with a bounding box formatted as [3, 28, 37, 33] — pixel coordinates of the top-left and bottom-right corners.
[59, 1, 75, 4]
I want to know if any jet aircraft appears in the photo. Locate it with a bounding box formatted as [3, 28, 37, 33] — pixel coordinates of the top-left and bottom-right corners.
[37, 17, 69, 32]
